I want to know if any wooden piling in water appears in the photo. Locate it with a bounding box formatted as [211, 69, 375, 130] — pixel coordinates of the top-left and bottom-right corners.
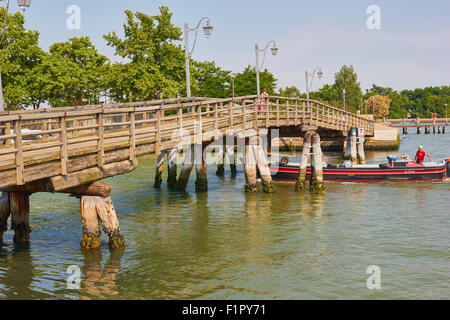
[195, 143, 208, 192]
[254, 142, 275, 193]
[9, 192, 31, 244]
[417, 127, 421, 134]
[176, 145, 194, 191]
[0, 192, 10, 242]
[228, 143, 238, 177]
[350, 134, 357, 165]
[80, 196, 101, 249]
[167, 148, 178, 190]
[216, 145, 225, 176]
[437, 126, 442, 134]
[153, 152, 165, 188]
[296, 131, 313, 192]
[425, 127, 430, 134]
[244, 139, 258, 193]
[94, 196, 125, 249]
[310, 133, 325, 194]
[357, 139, 366, 164]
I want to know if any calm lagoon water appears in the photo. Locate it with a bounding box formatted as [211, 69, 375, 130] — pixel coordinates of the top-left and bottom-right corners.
[0, 132, 449, 299]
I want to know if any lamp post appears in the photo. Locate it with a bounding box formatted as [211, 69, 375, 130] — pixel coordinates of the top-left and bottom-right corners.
[305, 67, 323, 110]
[343, 88, 346, 112]
[0, 0, 31, 111]
[255, 41, 278, 100]
[184, 17, 213, 98]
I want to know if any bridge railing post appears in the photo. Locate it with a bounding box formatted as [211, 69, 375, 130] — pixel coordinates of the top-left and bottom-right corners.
[129, 109, 136, 161]
[97, 112, 104, 168]
[60, 114, 68, 175]
[14, 118, 24, 186]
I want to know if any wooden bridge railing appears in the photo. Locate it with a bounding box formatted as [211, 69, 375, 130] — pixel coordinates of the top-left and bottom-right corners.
[0, 95, 374, 189]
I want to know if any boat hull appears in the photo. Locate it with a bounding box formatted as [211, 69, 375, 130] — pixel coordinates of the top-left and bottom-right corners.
[270, 164, 448, 182]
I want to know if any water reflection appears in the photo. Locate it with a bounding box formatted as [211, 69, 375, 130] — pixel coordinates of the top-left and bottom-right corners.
[0, 244, 39, 300]
[79, 249, 124, 300]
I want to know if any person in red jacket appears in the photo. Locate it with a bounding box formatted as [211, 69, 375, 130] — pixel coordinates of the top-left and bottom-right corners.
[414, 146, 431, 164]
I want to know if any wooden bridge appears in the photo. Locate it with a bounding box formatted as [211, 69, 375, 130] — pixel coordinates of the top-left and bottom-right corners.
[0, 95, 374, 248]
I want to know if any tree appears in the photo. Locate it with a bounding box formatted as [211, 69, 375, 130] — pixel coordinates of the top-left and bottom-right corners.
[279, 86, 302, 98]
[233, 65, 277, 97]
[45, 37, 108, 107]
[332, 65, 363, 112]
[0, 8, 44, 110]
[365, 94, 392, 118]
[104, 7, 185, 101]
[192, 60, 232, 98]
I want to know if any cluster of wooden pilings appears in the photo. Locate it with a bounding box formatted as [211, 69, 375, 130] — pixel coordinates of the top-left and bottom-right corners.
[343, 129, 366, 164]
[0, 181, 125, 249]
[295, 131, 325, 194]
[152, 134, 276, 194]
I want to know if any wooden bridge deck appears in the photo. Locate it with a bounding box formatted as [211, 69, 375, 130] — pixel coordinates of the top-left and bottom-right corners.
[0, 95, 374, 191]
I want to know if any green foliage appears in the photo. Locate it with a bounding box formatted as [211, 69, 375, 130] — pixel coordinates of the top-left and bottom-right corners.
[332, 65, 363, 112]
[0, 8, 44, 110]
[46, 37, 108, 107]
[192, 60, 232, 98]
[279, 86, 302, 98]
[233, 65, 277, 97]
[103, 7, 185, 101]
[364, 84, 450, 119]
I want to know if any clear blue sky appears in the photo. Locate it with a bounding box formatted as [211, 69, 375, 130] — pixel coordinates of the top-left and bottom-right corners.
[10, 0, 450, 92]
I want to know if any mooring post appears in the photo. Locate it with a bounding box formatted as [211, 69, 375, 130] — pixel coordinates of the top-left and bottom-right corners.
[357, 138, 366, 164]
[94, 196, 125, 249]
[350, 132, 357, 164]
[153, 151, 165, 188]
[80, 196, 102, 249]
[244, 138, 258, 193]
[167, 148, 178, 190]
[254, 138, 275, 193]
[344, 134, 351, 160]
[417, 126, 421, 134]
[0, 192, 10, 242]
[295, 131, 313, 192]
[195, 142, 208, 192]
[425, 127, 430, 134]
[176, 145, 194, 191]
[438, 126, 442, 134]
[310, 133, 325, 194]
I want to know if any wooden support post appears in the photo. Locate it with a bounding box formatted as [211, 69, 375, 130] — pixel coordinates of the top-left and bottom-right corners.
[94, 196, 125, 249]
[227, 137, 237, 176]
[216, 144, 225, 176]
[417, 126, 421, 134]
[244, 138, 258, 193]
[167, 148, 178, 190]
[254, 142, 275, 193]
[195, 143, 208, 192]
[344, 134, 351, 159]
[425, 127, 430, 134]
[443, 126, 446, 134]
[0, 192, 10, 242]
[10, 192, 31, 244]
[295, 131, 313, 192]
[80, 196, 101, 249]
[357, 139, 366, 164]
[310, 133, 325, 194]
[154, 151, 165, 188]
[438, 126, 442, 134]
[177, 145, 194, 191]
[350, 133, 357, 164]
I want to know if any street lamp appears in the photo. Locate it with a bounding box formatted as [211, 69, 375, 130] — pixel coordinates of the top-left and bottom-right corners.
[343, 88, 346, 111]
[305, 67, 323, 111]
[255, 41, 278, 99]
[0, 0, 32, 111]
[184, 17, 213, 98]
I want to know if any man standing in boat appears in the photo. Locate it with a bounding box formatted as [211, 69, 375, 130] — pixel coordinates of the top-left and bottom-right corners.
[414, 146, 431, 164]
